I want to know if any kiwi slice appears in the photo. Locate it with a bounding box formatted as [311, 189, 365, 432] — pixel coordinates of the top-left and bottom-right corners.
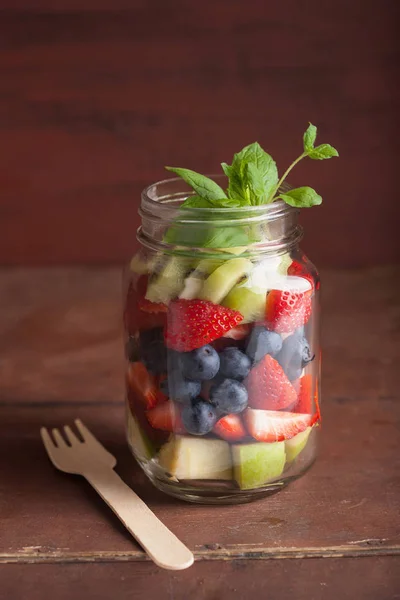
[129, 252, 157, 275]
[198, 258, 253, 304]
[145, 256, 193, 304]
[179, 259, 222, 300]
[222, 285, 266, 323]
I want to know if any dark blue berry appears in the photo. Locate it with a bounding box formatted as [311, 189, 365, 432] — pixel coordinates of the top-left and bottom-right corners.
[160, 375, 201, 403]
[277, 329, 314, 381]
[219, 347, 251, 381]
[181, 398, 218, 435]
[245, 326, 282, 363]
[180, 345, 220, 381]
[210, 379, 248, 415]
[139, 328, 167, 374]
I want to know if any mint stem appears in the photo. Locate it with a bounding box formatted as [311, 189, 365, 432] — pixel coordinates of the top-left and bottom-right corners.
[267, 151, 308, 203]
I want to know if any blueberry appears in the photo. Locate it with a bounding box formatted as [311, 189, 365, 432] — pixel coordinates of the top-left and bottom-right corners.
[245, 326, 283, 363]
[219, 348, 251, 381]
[277, 329, 314, 381]
[139, 328, 167, 374]
[300, 337, 314, 367]
[160, 375, 201, 403]
[181, 398, 218, 435]
[285, 361, 303, 382]
[210, 379, 248, 415]
[180, 345, 220, 381]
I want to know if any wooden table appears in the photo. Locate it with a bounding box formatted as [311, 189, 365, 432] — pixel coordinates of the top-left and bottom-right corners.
[1, 266, 399, 600]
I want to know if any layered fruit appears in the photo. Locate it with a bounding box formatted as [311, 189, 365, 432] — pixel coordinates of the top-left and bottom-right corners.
[124, 251, 320, 491]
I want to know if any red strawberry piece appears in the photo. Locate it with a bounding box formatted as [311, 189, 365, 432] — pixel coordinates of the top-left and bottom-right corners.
[244, 408, 312, 442]
[288, 260, 315, 288]
[245, 354, 297, 411]
[294, 374, 321, 425]
[138, 297, 168, 314]
[164, 299, 243, 352]
[313, 383, 321, 426]
[146, 401, 185, 433]
[213, 414, 246, 442]
[127, 361, 158, 410]
[124, 277, 167, 334]
[126, 388, 169, 446]
[223, 324, 251, 340]
[265, 288, 312, 334]
[294, 374, 313, 414]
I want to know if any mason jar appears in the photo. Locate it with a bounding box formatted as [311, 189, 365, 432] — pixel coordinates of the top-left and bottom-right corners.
[123, 176, 321, 504]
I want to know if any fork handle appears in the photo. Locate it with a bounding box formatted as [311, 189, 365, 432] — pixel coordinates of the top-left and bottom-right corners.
[84, 467, 194, 570]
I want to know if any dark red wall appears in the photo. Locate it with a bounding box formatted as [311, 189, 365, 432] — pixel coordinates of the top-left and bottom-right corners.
[0, 0, 399, 267]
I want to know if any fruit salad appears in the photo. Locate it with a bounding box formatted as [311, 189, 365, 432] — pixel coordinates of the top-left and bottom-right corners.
[124, 124, 337, 502]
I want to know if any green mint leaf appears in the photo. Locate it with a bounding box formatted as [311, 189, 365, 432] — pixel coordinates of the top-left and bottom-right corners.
[181, 196, 215, 209]
[233, 142, 278, 201]
[225, 142, 278, 205]
[243, 162, 266, 205]
[221, 162, 232, 177]
[226, 167, 250, 205]
[307, 144, 339, 160]
[165, 167, 227, 200]
[303, 123, 317, 152]
[277, 186, 322, 208]
[182, 195, 241, 209]
[203, 225, 250, 249]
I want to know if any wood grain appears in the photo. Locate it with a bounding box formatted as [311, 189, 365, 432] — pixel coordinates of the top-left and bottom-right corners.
[0, 265, 399, 598]
[0, 266, 399, 564]
[1, 557, 400, 600]
[0, 1, 399, 267]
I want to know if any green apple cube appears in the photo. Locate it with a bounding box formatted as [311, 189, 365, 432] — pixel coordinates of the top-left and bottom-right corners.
[285, 427, 312, 463]
[126, 409, 155, 460]
[232, 442, 286, 490]
[158, 435, 232, 480]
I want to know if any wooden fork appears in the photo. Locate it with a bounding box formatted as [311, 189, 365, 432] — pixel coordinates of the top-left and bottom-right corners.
[40, 419, 194, 570]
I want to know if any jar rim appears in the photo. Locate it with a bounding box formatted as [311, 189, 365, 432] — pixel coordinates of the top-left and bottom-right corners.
[141, 174, 296, 221]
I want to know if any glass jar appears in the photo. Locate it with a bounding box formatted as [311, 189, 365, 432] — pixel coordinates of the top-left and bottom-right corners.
[124, 176, 321, 504]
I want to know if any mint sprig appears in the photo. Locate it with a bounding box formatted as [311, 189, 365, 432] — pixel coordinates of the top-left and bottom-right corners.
[166, 123, 338, 210]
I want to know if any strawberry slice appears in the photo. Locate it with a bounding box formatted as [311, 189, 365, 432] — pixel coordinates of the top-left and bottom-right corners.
[138, 297, 168, 314]
[124, 277, 167, 334]
[146, 401, 185, 433]
[213, 414, 246, 442]
[127, 362, 158, 410]
[294, 374, 321, 425]
[165, 299, 243, 352]
[294, 374, 313, 414]
[244, 408, 312, 442]
[245, 354, 297, 411]
[265, 288, 312, 334]
[223, 324, 251, 340]
[288, 260, 315, 288]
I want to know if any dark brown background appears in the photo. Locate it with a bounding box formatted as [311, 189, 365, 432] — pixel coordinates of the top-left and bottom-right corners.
[0, 0, 399, 268]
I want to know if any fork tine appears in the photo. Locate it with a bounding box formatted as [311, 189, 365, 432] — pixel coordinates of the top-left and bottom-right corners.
[74, 419, 98, 445]
[40, 427, 56, 456]
[64, 425, 80, 446]
[52, 428, 67, 448]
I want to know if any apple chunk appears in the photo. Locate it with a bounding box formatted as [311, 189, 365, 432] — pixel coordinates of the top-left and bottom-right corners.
[158, 435, 232, 480]
[232, 442, 286, 490]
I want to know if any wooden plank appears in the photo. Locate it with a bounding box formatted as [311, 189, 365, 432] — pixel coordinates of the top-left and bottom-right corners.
[1, 557, 399, 600]
[0, 1, 399, 266]
[0, 265, 399, 565]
